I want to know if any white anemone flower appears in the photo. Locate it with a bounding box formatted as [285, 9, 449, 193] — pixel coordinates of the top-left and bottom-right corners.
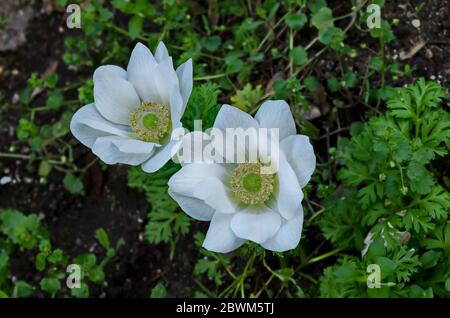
[70, 42, 192, 172]
[168, 101, 316, 253]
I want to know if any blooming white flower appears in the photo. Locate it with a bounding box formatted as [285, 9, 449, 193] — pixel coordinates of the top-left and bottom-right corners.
[168, 101, 316, 253]
[70, 42, 192, 172]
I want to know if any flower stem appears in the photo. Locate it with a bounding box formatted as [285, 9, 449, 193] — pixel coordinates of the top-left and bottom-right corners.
[306, 248, 341, 266]
[193, 73, 227, 81]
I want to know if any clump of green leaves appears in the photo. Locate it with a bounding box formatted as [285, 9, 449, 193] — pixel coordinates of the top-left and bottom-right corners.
[320, 79, 450, 297]
[183, 83, 221, 130]
[230, 83, 264, 112]
[128, 163, 190, 257]
[0, 209, 122, 298]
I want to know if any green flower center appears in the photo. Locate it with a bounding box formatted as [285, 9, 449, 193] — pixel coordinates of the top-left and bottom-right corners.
[243, 173, 261, 193]
[130, 101, 170, 143]
[230, 163, 275, 205]
[142, 113, 159, 130]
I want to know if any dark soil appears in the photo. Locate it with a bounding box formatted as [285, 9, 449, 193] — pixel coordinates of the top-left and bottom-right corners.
[0, 0, 449, 297]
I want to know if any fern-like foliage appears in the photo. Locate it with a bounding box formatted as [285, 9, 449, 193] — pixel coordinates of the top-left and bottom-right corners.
[320, 79, 450, 297]
[128, 163, 190, 245]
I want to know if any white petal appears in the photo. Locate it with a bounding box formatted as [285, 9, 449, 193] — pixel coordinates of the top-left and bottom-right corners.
[70, 104, 135, 148]
[203, 213, 245, 253]
[168, 163, 229, 196]
[176, 58, 193, 107]
[170, 88, 184, 125]
[93, 65, 127, 81]
[155, 42, 169, 62]
[192, 177, 238, 214]
[280, 135, 316, 187]
[261, 208, 304, 252]
[92, 136, 154, 165]
[141, 139, 182, 173]
[93, 67, 140, 125]
[273, 159, 304, 220]
[214, 104, 259, 130]
[168, 189, 214, 221]
[126, 42, 161, 102]
[176, 131, 221, 165]
[230, 207, 281, 244]
[255, 100, 296, 140]
[154, 57, 179, 105]
[212, 105, 259, 163]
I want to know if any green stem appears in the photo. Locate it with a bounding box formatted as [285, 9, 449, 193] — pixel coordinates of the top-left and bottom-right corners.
[194, 73, 227, 81]
[305, 248, 341, 266]
[306, 208, 325, 225]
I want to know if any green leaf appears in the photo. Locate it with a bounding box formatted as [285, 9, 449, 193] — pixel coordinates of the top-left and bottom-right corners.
[304, 75, 319, 92]
[44, 74, 58, 88]
[35, 252, 47, 271]
[46, 91, 64, 110]
[96, 228, 110, 249]
[285, 13, 307, 30]
[343, 72, 358, 88]
[13, 281, 34, 298]
[38, 160, 52, 177]
[230, 83, 263, 111]
[194, 258, 223, 286]
[420, 250, 441, 269]
[88, 266, 105, 284]
[185, 82, 220, 130]
[290, 46, 308, 66]
[375, 256, 397, 280]
[327, 77, 341, 92]
[63, 174, 84, 194]
[318, 26, 344, 47]
[369, 20, 394, 43]
[150, 282, 167, 298]
[128, 15, 143, 39]
[308, 0, 327, 13]
[71, 282, 89, 298]
[365, 238, 386, 261]
[311, 7, 334, 31]
[200, 35, 221, 52]
[47, 249, 64, 264]
[40, 278, 61, 295]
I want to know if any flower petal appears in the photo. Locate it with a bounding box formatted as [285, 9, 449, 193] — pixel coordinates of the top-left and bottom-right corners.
[176, 58, 193, 107]
[192, 177, 238, 214]
[155, 42, 169, 62]
[203, 213, 245, 253]
[261, 208, 304, 252]
[255, 100, 296, 140]
[280, 134, 316, 187]
[168, 163, 230, 196]
[141, 139, 182, 173]
[212, 105, 259, 163]
[126, 42, 160, 102]
[168, 189, 214, 221]
[92, 136, 154, 165]
[154, 56, 179, 105]
[70, 104, 135, 148]
[175, 131, 221, 165]
[230, 207, 281, 244]
[93, 66, 140, 125]
[272, 159, 304, 220]
[170, 88, 184, 125]
[214, 104, 259, 131]
[93, 65, 127, 80]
